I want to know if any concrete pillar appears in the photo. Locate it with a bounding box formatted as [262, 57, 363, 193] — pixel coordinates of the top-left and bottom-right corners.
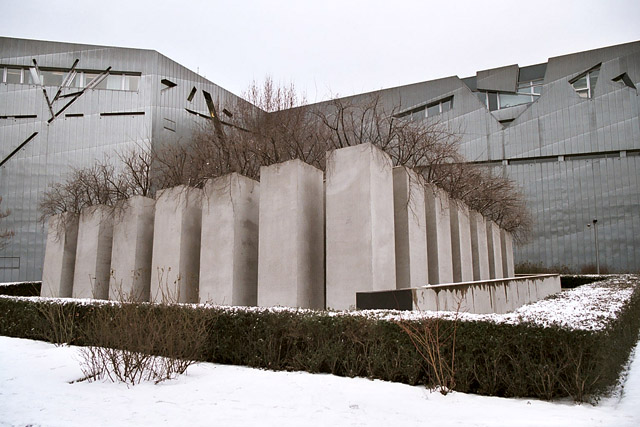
[41, 213, 78, 298]
[72, 205, 114, 299]
[150, 185, 202, 303]
[200, 173, 260, 306]
[450, 202, 474, 283]
[424, 183, 453, 284]
[470, 211, 490, 281]
[257, 159, 324, 309]
[501, 229, 515, 278]
[326, 143, 396, 310]
[393, 166, 428, 289]
[109, 196, 155, 302]
[486, 220, 504, 279]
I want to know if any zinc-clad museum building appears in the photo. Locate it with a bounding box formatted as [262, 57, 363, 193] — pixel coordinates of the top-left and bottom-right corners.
[1, 37, 639, 281]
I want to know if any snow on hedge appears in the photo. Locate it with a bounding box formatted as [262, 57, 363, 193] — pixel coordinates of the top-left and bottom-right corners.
[2, 275, 638, 332]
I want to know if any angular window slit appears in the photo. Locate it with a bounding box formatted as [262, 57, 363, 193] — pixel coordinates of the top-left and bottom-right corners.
[187, 86, 197, 102]
[100, 111, 145, 116]
[0, 132, 39, 167]
[223, 108, 233, 117]
[612, 73, 637, 90]
[185, 108, 211, 120]
[161, 78, 177, 89]
[65, 113, 84, 118]
[0, 114, 37, 119]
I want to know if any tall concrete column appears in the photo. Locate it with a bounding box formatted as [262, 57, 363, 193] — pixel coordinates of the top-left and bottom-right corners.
[486, 220, 504, 279]
[109, 196, 156, 302]
[150, 185, 202, 303]
[393, 166, 428, 289]
[72, 205, 114, 299]
[469, 210, 490, 281]
[450, 201, 473, 283]
[257, 159, 324, 309]
[326, 143, 396, 310]
[424, 183, 453, 284]
[41, 213, 78, 298]
[501, 229, 515, 278]
[200, 173, 260, 306]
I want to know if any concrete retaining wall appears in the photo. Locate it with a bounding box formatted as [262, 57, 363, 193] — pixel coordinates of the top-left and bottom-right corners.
[357, 274, 561, 314]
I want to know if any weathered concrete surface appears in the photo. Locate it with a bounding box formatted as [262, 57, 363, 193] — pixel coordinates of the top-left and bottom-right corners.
[357, 274, 561, 314]
[257, 160, 324, 309]
[326, 143, 396, 310]
[450, 202, 473, 283]
[109, 196, 156, 302]
[486, 220, 504, 279]
[501, 229, 515, 278]
[72, 205, 114, 299]
[393, 166, 428, 289]
[469, 210, 490, 281]
[200, 173, 260, 306]
[150, 186, 202, 303]
[424, 183, 453, 284]
[41, 213, 78, 298]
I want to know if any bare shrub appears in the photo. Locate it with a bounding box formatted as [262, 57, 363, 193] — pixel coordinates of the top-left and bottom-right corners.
[78, 302, 208, 385]
[35, 301, 77, 346]
[395, 304, 462, 395]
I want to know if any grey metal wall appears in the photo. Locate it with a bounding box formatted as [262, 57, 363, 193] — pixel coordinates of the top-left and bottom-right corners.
[0, 37, 249, 281]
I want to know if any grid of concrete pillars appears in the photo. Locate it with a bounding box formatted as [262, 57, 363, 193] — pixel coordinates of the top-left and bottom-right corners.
[41, 143, 517, 310]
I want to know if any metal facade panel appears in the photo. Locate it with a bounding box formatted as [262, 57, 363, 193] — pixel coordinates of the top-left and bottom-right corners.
[476, 64, 519, 92]
[0, 38, 250, 281]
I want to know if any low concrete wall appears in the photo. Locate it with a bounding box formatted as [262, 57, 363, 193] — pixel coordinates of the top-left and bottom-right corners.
[356, 274, 561, 314]
[72, 205, 113, 300]
[41, 213, 78, 298]
[109, 196, 156, 302]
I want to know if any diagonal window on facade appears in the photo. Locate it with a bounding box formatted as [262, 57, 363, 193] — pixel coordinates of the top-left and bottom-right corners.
[570, 65, 601, 98]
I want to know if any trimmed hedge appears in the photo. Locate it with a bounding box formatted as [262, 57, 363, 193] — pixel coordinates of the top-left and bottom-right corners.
[0, 282, 41, 297]
[1, 276, 639, 402]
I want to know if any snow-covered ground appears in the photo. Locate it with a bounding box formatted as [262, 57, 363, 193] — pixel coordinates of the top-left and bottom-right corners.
[1, 336, 639, 427]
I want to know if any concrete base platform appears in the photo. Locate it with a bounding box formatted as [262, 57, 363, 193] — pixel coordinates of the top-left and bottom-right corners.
[356, 274, 561, 314]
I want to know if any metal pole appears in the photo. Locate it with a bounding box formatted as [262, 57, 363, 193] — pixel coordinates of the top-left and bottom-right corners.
[593, 219, 600, 274]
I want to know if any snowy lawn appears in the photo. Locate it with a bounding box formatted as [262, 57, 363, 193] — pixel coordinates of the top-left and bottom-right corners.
[1, 336, 639, 427]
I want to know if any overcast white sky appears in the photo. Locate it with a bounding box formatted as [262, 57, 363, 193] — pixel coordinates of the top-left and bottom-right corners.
[1, 0, 639, 102]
